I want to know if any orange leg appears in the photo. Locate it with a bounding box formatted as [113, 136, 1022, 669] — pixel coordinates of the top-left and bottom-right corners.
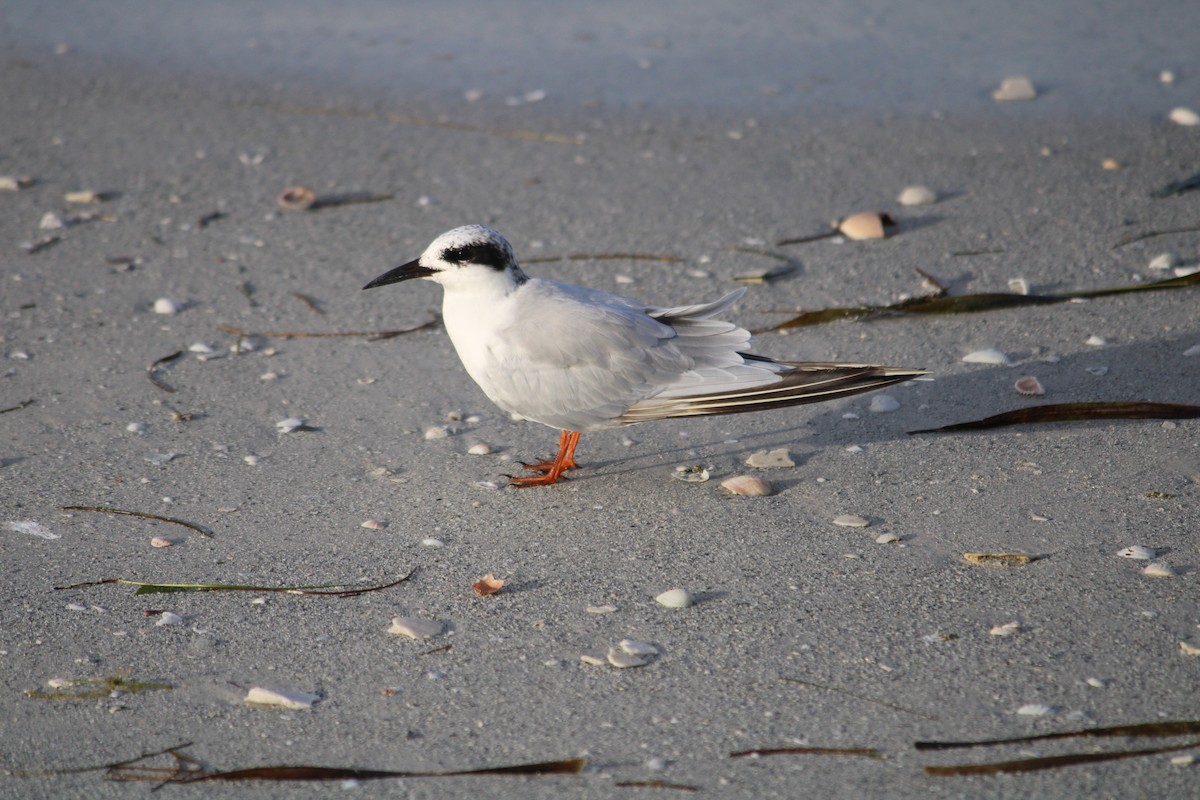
[510, 430, 581, 488]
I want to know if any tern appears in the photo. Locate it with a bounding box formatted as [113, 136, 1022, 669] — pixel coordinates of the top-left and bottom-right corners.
[364, 225, 925, 487]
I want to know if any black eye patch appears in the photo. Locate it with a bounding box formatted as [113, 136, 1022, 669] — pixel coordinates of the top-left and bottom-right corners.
[441, 242, 509, 270]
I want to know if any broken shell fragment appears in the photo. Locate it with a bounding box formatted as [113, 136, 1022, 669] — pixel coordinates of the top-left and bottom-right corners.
[607, 648, 648, 668]
[868, 394, 900, 413]
[719, 475, 772, 496]
[388, 616, 444, 639]
[1169, 107, 1200, 126]
[673, 465, 710, 483]
[1016, 703, 1056, 716]
[1085, 335, 1108, 347]
[245, 687, 320, 710]
[832, 514, 870, 528]
[275, 417, 305, 433]
[993, 76, 1037, 101]
[962, 348, 1011, 366]
[1014, 376, 1045, 396]
[963, 553, 1033, 567]
[837, 211, 895, 240]
[744, 448, 794, 468]
[580, 652, 607, 666]
[64, 190, 104, 203]
[360, 519, 388, 530]
[1180, 642, 1200, 657]
[1142, 561, 1176, 578]
[874, 533, 901, 544]
[155, 611, 184, 627]
[655, 588, 694, 609]
[277, 185, 317, 210]
[586, 604, 617, 614]
[1149, 253, 1178, 271]
[1117, 545, 1156, 560]
[472, 573, 505, 596]
[0, 175, 34, 191]
[897, 185, 936, 206]
[989, 621, 1022, 636]
[618, 639, 659, 656]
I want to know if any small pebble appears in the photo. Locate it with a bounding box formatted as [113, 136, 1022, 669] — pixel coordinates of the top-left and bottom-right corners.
[276, 417, 305, 433]
[1142, 562, 1176, 577]
[388, 617, 444, 639]
[1160, 70, 1176, 85]
[586, 604, 618, 614]
[150, 536, 172, 548]
[897, 185, 936, 206]
[993, 76, 1037, 101]
[1169, 107, 1200, 126]
[1117, 545, 1156, 560]
[1100, 158, 1121, 171]
[655, 588, 694, 609]
[245, 687, 320, 710]
[744, 448, 794, 468]
[832, 514, 870, 528]
[1085, 677, 1108, 688]
[645, 757, 668, 772]
[152, 298, 182, 315]
[868, 395, 899, 413]
[360, 519, 387, 530]
[719, 475, 771, 496]
[962, 348, 1011, 366]
[467, 443, 494, 455]
[874, 533, 901, 544]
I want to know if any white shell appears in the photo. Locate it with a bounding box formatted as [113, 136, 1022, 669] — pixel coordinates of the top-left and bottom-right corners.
[1085, 366, 1109, 376]
[1169, 106, 1200, 126]
[360, 519, 387, 530]
[874, 533, 901, 544]
[150, 536, 173, 548]
[1179, 642, 1200, 657]
[993, 76, 1037, 101]
[655, 588, 694, 609]
[467, 443, 494, 455]
[1007, 278, 1030, 295]
[607, 648, 648, 668]
[423, 426, 449, 440]
[580, 652, 607, 666]
[275, 417, 305, 433]
[188, 342, 216, 354]
[1148, 253, 1178, 271]
[1142, 562, 1176, 577]
[585, 604, 617, 614]
[388, 617, 444, 639]
[153, 298, 182, 315]
[1183, 344, 1200, 357]
[868, 395, 900, 413]
[420, 537, 444, 547]
[2, 520, 59, 540]
[719, 475, 772, 496]
[155, 611, 184, 627]
[744, 448, 795, 468]
[126, 421, 146, 434]
[1085, 335, 1107, 347]
[619, 639, 659, 656]
[1015, 703, 1055, 716]
[897, 185, 936, 206]
[1085, 677, 1108, 688]
[1170, 754, 1197, 766]
[245, 687, 320, 709]
[832, 514, 870, 528]
[989, 621, 1022, 636]
[1117, 545, 1156, 560]
[673, 465, 710, 483]
[962, 348, 1011, 366]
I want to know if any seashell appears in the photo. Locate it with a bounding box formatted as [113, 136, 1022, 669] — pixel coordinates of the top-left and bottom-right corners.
[606, 648, 647, 668]
[655, 588, 694, 609]
[1142, 561, 1176, 577]
[1014, 376, 1045, 396]
[423, 426, 449, 440]
[243, 455, 259, 465]
[0, 175, 35, 191]
[472, 573, 504, 596]
[733, 265, 794, 284]
[1016, 703, 1056, 716]
[188, 342, 215, 354]
[868, 395, 899, 413]
[152, 298, 182, 315]
[744, 448, 794, 468]
[832, 514, 870, 528]
[360, 519, 387, 530]
[1085, 677, 1108, 688]
[673, 465, 710, 483]
[64, 190, 104, 203]
[245, 687, 320, 709]
[962, 348, 1011, 366]
[837, 211, 894, 240]
[619, 639, 660, 656]
[963, 553, 1033, 567]
[1117, 545, 1155, 560]
[719, 475, 771, 496]
[1101, 158, 1121, 171]
[277, 186, 317, 210]
[420, 537, 444, 547]
[875, 533, 901, 544]
[156, 611, 183, 626]
[467, 443, 494, 455]
[844, 444, 863, 454]
[1170, 754, 1197, 766]
[388, 616, 443, 639]
[1160, 70, 1176, 85]
[1168, 107, 1200, 126]
[586, 604, 617, 614]
[897, 185, 936, 206]
[1183, 344, 1200, 357]
[1085, 335, 1107, 347]
[276, 417, 305, 433]
[989, 621, 1022, 636]
[1179, 642, 1200, 657]
[579, 652, 607, 666]
[126, 422, 147, 433]
[1175, 266, 1200, 278]
[150, 536, 172, 548]
[1007, 278, 1029, 295]
[993, 76, 1036, 101]
[39, 211, 66, 229]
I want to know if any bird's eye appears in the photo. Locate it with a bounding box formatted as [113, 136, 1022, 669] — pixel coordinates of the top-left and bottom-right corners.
[442, 242, 508, 270]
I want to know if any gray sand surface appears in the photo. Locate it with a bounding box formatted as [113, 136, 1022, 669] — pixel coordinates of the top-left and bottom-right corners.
[2, 2, 1199, 797]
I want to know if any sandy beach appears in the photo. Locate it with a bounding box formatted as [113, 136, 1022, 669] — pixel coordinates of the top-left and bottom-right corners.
[2, 2, 1199, 797]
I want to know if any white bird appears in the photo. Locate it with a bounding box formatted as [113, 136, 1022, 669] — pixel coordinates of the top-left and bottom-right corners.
[364, 225, 925, 487]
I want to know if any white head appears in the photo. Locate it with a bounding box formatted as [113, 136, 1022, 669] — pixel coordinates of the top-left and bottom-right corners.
[363, 225, 527, 292]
